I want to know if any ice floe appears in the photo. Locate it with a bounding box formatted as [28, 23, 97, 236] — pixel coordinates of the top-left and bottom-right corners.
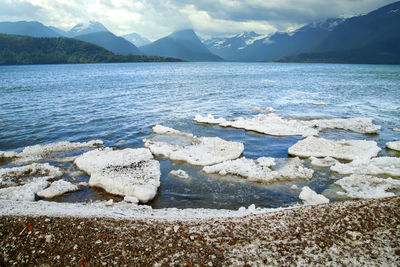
[144, 126, 244, 166]
[10, 140, 103, 164]
[0, 179, 49, 201]
[299, 186, 329, 205]
[75, 148, 160, 203]
[37, 180, 79, 199]
[203, 157, 313, 184]
[169, 169, 190, 180]
[330, 157, 400, 177]
[386, 141, 400, 151]
[302, 118, 381, 134]
[288, 136, 381, 161]
[310, 156, 339, 168]
[0, 163, 63, 186]
[0, 151, 18, 158]
[152, 125, 194, 138]
[335, 175, 400, 199]
[252, 107, 276, 113]
[194, 114, 381, 136]
[195, 114, 318, 137]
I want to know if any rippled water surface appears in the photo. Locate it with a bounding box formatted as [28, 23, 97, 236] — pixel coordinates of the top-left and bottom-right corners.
[1, 62, 399, 209]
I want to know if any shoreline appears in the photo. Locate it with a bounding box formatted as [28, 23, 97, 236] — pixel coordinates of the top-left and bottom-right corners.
[1, 196, 399, 265]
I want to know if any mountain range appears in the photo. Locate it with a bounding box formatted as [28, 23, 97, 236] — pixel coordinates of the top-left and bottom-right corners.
[204, 1, 400, 63]
[140, 29, 222, 61]
[0, 1, 399, 64]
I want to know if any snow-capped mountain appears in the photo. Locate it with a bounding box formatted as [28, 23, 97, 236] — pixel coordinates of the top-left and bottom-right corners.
[68, 21, 109, 37]
[203, 31, 269, 60]
[122, 32, 151, 47]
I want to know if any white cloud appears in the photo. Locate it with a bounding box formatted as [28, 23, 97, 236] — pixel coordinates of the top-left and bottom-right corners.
[0, 0, 396, 40]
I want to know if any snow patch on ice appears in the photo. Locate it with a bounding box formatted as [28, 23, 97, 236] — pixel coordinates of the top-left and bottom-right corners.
[169, 169, 190, 180]
[386, 141, 400, 151]
[335, 175, 400, 199]
[203, 157, 313, 183]
[0, 151, 18, 158]
[331, 157, 400, 177]
[37, 180, 79, 198]
[299, 186, 329, 205]
[194, 114, 227, 125]
[288, 136, 381, 161]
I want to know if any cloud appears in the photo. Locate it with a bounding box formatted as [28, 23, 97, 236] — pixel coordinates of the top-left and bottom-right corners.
[0, 0, 396, 40]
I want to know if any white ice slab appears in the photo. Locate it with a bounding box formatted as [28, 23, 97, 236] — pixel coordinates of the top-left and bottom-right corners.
[12, 140, 103, 164]
[335, 174, 400, 199]
[194, 114, 381, 136]
[288, 136, 381, 161]
[331, 157, 400, 177]
[89, 160, 161, 203]
[0, 179, 49, 201]
[0, 151, 18, 158]
[0, 163, 63, 186]
[386, 141, 400, 151]
[302, 118, 381, 134]
[144, 126, 244, 166]
[74, 147, 154, 175]
[75, 148, 160, 203]
[203, 157, 313, 184]
[37, 180, 79, 198]
[310, 156, 339, 168]
[194, 114, 227, 125]
[299, 186, 329, 205]
[169, 169, 190, 180]
[152, 125, 194, 138]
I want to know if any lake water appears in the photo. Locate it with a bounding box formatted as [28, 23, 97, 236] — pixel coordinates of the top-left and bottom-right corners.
[1, 62, 399, 209]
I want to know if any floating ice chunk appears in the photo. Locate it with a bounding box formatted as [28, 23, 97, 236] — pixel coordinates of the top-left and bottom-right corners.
[37, 180, 79, 198]
[310, 156, 339, 168]
[386, 141, 400, 151]
[169, 169, 190, 180]
[152, 125, 194, 138]
[144, 127, 244, 166]
[194, 114, 227, 125]
[335, 174, 400, 199]
[0, 163, 63, 186]
[302, 118, 381, 134]
[12, 140, 103, 164]
[288, 136, 381, 161]
[75, 148, 160, 203]
[290, 184, 298, 190]
[0, 179, 49, 201]
[195, 114, 380, 136]
[252, 107, 275, 113]
[74, 148, 153, 175]
[219, 114, 318, 137]
[299, 186, 329, 205]
[0, 151, 18, 158]
[203, 157, 313, 183]
[331, 157, 400, 177]
[393, 128, 400, 132]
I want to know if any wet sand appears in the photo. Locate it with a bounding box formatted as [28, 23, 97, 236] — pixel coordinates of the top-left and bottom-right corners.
[1, 197, 399, 266]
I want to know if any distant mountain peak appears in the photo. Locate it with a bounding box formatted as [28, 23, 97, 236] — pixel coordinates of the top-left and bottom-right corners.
[123, 32, 151, 47]
[168, 29, 200, 42]
[68, 21, 109, 36]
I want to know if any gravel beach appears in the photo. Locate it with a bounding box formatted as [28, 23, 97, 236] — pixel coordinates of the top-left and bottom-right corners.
[1, 196, 399, 266]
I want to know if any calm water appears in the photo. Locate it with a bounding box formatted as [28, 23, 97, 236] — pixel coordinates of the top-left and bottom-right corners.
[1, 62, 399, 209]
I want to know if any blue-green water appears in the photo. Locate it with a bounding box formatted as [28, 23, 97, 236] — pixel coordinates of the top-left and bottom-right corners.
[1, 62, 399, 209]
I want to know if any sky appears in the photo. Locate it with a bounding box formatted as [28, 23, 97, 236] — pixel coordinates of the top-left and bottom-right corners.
[0, 0, 396, 40]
